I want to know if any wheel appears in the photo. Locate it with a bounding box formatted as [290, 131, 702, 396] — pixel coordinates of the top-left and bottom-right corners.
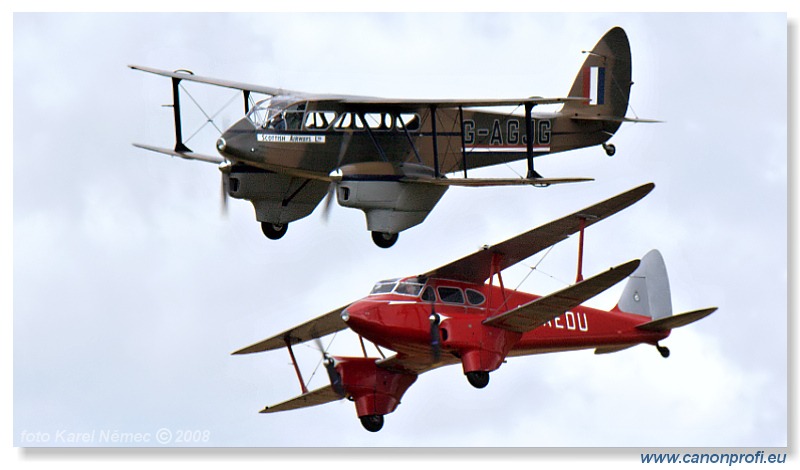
[657, 345, 670, 358]
[261, 222, 288, 240]
[359, 414, 384, 432]
[371, 231, 398, 249]
[603, 143, 616, 157]
[466, 371, 490, 389]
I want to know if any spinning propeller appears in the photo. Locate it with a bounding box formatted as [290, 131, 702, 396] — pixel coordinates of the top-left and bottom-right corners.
[321, 131, 353, 223]
[314, 337, 345, 397]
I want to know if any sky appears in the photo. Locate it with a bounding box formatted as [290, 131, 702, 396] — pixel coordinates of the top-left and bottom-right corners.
[8, 8, 792, 459]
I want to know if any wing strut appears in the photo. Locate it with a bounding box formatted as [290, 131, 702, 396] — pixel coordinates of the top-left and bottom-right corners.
[459, 106, 468, 178]
[431, 105, 441, 178]
[285, 339, 309, 395]
[171, 76, 191, 153]
[524, 102, 541, 179]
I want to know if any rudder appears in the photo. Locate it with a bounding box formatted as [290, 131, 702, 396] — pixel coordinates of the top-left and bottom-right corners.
[563, 27, 632, 129]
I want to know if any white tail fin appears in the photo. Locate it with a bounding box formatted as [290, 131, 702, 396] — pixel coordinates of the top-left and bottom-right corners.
[615, 250, 672, 320]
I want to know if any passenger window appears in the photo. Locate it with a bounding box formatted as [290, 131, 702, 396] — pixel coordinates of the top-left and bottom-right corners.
[334, 112, 364, 130]
[437, 287, 464, 304]
[364, 113, 393, 130]
[466, 289, 486, 306]
[421, 286, 436, 302]
[304, 111, 336, 130]
[396, 113, 420, 131]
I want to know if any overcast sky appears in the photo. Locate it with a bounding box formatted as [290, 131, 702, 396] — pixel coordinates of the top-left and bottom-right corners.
[10, 10, 790, 456]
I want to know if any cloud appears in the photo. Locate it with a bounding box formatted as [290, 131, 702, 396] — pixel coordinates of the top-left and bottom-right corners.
[12, 12, 787, 449]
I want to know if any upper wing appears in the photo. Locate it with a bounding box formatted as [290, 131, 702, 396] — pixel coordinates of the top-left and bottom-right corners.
[232, 304, 351, 355]
[340, 96, 586, 109]
[130, 65, 585, 110]
[259, 385, 343, 414]
[423, 183, 654, 284]
[483, 260, 640, 333]
[129, 65, 303, 97]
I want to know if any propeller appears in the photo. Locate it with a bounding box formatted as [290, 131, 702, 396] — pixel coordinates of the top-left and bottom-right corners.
[314, 337, 345, 397]
[218, 161, 232, 218]
[320, 131, 353, 223]
[429, 306, 442, 363]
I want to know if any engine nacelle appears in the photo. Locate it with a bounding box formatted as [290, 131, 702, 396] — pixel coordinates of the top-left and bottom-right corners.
[335, 163, 448, 234]
[225, 167, 329, 224]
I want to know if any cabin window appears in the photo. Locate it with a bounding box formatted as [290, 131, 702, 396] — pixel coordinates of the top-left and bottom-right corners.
[421, 286, 436, 302]
[333, 112, 365, 130]
[465, 289, 486, 306]
[364, 113, 393, 131]
[437, 286, 464, 304]
[304, 111, 337, 130]
[396, 113, 421, 131]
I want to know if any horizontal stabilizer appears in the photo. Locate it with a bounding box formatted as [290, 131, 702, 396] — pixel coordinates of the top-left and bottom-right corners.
[133, 143, 225, 164]
[259, 385, 343, 414]
[636, 307, 718, 332]
[483, 259, 640, 333]
[233, 305, 350, 355]
[594, 344, 636, 355]
[404, 176, 593, 187]
[570, 115, 662, 124]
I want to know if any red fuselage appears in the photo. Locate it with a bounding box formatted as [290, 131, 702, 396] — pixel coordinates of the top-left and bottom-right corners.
[343, 277, 669, 375]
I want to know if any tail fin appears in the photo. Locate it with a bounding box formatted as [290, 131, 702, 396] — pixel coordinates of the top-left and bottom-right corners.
[562, 27, 632, 131]
[614, 249, 672, 320]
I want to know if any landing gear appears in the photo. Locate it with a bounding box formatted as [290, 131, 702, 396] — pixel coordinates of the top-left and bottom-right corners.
[657, 344, 670, 358]
[602, 142, 616, 157]
[261, 222, 288, 240]
[466, 371, 490, 389]
[359, 414, 384, 432]
[371, 231, 398, 249]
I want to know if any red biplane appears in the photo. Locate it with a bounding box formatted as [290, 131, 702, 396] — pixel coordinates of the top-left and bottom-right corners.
[233, 183, 717, 432]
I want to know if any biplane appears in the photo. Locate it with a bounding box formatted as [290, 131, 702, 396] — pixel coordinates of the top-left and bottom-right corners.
[131, 27, 656, 248]
[232, 183, 717, 432]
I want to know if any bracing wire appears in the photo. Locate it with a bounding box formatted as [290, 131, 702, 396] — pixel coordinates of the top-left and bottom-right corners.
[179, 85, 240, 143]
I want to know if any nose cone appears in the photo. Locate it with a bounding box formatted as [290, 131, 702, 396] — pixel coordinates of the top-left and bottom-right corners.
[216, 117, 255, 161]
[341, 298, 432, 350]
[340, 300, 381, 338]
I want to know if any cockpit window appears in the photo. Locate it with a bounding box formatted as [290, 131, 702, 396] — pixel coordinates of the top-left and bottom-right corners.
[437, 286, 464, 304]
[247, 98, 306, 130]
[281, 102, 306, 131]
[368, 278, 425, 297]
[395, 280, 424, 297]
[369, 279, 398, 295]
